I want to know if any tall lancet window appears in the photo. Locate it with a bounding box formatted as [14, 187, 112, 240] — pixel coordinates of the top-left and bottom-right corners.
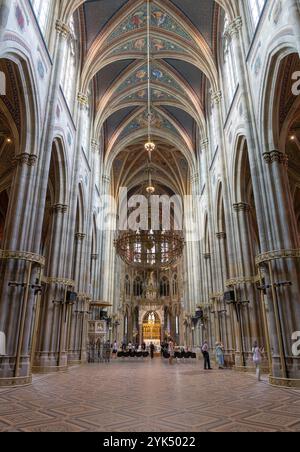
[31, 0, 51, 35]
[248, 0, 266, 29]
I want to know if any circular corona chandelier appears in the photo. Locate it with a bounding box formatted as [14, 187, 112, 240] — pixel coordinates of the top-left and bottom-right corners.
[115, 230, 185, 270]
[115, 0, 184, 270]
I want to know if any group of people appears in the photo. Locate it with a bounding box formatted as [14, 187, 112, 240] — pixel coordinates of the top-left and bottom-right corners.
[201, 341, 225, 370]
[201, 340, 264, 381]
[112, 341, 157, 359]
[100, 338, 265, 380]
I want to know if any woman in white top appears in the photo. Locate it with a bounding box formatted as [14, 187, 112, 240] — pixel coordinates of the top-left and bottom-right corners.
[168, 339, 174, 365]
[252, 341, 264, 381]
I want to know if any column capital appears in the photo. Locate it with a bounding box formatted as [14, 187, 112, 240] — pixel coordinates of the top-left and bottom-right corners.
[216, 232, 226, 240]
[91, 139, 100, 154]
[226, 17, 243, 38]
[233, 202, 250, 212]
[52, 204, 68, 214]
[77, 92, 88, 107]
[263, 150, 289, 167]
[55, 20, 70, 39]
[210, 90, 223, 105]
[75, 232, 86, 241]
[200, 138, 209, 150]
[190, 172, 199, 185]
[12, 153, 38, 167]
[103, 175, 111, 185]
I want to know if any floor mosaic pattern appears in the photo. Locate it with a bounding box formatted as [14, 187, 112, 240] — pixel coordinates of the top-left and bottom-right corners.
[0, 360, 300, 432]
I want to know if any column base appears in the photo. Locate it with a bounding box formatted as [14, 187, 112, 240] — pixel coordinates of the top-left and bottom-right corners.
[32, 365, 68, 374]
[68, 351, 86, 364]
[0, 375, 32, 387]
[269, 375, 300, 389]
[33, 352, 68, 373]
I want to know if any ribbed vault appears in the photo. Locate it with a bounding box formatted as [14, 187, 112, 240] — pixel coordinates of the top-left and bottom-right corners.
[60, 0, 236, 196]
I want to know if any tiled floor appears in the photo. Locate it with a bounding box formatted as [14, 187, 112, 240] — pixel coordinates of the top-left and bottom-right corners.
[0, 359, 300, 432]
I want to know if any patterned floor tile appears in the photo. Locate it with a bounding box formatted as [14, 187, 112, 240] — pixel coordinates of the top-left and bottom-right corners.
[0, 360, 300, 432]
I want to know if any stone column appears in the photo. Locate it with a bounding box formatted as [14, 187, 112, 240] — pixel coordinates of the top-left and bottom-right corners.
[216, 232, 234, 361]
[33, 204, 69, 373]
[68, 233, 86, 364]
[233, 202, 263, 368]
[0, 154, 39, 386]
[286, 0, 300, 56]
[262, 151, 300, 384]
[91, 254, 99, 300]
[30, 20, 70, 254]
[0, 0, 10, 45]
[226, 17, 269, 252]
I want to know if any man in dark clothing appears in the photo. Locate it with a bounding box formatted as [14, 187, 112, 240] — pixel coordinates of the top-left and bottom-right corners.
[202, 341, 212, 370]
[150, 342, 155, 359]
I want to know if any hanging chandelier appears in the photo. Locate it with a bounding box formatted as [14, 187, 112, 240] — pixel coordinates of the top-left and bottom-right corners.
[114, 0, 185, 270]
[115, 229, 185, 270]
[144, 0, 156, 155]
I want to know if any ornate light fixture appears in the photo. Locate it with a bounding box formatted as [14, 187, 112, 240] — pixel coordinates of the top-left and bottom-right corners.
[145, 161, 155, 194]
[115, 229, 185, 270]
[144, 0, 156, 155]
[114, 0, 185, 270]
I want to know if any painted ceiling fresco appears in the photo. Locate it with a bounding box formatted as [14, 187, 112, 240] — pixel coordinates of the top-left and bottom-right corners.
[80, 0, 218, 194]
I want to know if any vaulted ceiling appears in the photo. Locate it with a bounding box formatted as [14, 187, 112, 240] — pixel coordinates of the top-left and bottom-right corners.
[74, 0, 224, 195]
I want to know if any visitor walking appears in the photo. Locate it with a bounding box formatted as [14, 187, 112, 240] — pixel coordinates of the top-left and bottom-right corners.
[202, 341, 212, 370]
[215, 342, 225, 369]
[252, 341, 264, 381]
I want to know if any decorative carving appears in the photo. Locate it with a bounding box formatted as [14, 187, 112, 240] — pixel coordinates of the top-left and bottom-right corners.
[77, 92, 88, 106]
[52, 204, 68, 214]
[55, 20, 70, 39]
[75, 233, 86, 242]
[233, 202, 250, 212]
[0, 249, 45, 266]
[209, 292, 223, 299]
[216, 232, 226, 240]
[256, 249, 300, 265]
[191, 172, 199, 185]
[211, 90, 222, 105]
[102, 175, 111, 186]
[77, 293, 92, 301]
[226, 17, 243, 38]
[12, 153, 38, 167]
[200, 138, 209, 150]
[263, 150, 289, 166]
[44, 277, 75, 287]
[91, 139, 99, 154]
[225, 276, 260, 287]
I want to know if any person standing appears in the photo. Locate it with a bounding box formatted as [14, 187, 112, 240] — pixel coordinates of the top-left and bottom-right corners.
[215, 342, 225, 369]
[112, 340, 118, 359]
[202, 341, 212, 370]
[168, 338, 175, 365]
[150, 342, 155, 359]
[252, 341, 264, 381]
[103, 340, 111, 364]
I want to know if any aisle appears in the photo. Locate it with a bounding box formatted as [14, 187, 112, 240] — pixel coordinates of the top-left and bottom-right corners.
[0, 360, 299, 432]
